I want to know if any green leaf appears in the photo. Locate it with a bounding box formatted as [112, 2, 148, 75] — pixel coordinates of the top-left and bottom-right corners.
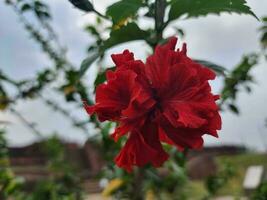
[20, 3, 32, 12]
[228, 104, 239, 114]
[174, 27, 185, 37]
[35, 10, 51, 20]
[106, 0, 143, 24]
[34, 1, 49, 11]
[262, 17, 267, 22]
[102, 23, 149, 50]
[260, 18, 267, 49]
[194, 59, 227, 76]
[79, 52, 99, 77]
[261, 32, 267, 48]
[68, 0, 94, 12]
[169, 0, 258, 21]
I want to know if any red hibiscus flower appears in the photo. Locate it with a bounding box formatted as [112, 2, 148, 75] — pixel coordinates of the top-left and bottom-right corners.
[85, 37, 221, 172]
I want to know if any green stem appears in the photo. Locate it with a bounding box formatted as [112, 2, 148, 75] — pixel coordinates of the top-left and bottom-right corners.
[155, 0, 166, 44]
[9, 108, 43, 138]
[93, 9, 110, 20]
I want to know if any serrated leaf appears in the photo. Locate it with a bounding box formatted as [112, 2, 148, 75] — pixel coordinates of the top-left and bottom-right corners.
[68, 0, 94, 12]
[169, 0, 258, 21]
[79, 52, 99, 77]
[106, 0, 143, 25]
[102, 23, 149, 50]
[194, 59, 227, 76]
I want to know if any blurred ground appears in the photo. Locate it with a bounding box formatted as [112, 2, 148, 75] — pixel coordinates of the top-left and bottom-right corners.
[83, 153, 267, 199]
[8, 141, 267, 199]
[86, 194, 110, 200]
[188, 153, 267, 199]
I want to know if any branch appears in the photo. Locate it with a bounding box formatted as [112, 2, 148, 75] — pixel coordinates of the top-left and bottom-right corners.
[155, 0, 166, 42]
[9, 108, 43, 138]
[93, 9, 110, 20]
[38, 94, 90, 134]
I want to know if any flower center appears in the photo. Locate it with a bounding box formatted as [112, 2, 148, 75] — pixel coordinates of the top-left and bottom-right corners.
[151, 88, 162, 111]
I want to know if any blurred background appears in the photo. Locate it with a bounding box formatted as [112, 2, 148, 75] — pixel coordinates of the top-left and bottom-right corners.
[1, 0, 267, 199]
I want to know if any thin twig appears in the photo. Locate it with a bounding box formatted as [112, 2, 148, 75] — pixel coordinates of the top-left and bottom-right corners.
[9, 108, 43, 138]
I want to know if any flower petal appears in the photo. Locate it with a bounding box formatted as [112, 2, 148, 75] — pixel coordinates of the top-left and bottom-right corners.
[88, 70, 137, 121]
[115, 123, 168, 172]
[159, 120, 204, 150]
[115, 131, 157, 172]
[111, 50, 134, 67]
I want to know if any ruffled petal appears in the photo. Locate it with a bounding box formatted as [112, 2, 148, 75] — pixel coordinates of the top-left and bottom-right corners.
[159, 118, 204, 150]
[88, 70, 137, 121]
[115, 131, 157, 172]
[85, 37, 221, 172]
[115, 123, 168, 172]
[145, 39, 195, 98]
[163, 103, 207, 129]
[111, 50, 134, 67]
[141, 122, 169, 167]
[111, 83, 155, 141]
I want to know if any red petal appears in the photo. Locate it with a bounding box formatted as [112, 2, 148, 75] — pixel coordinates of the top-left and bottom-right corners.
[89, 70, 137, 121]
[158, 37, 178, 51]
[111, 50, 134, 67]
[160, 125, 204, 149]
[115, 131, 158, 172]
[115, 123, 168, 172]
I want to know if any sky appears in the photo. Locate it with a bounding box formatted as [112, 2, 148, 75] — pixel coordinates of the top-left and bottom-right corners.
[0, 0, 267, 151]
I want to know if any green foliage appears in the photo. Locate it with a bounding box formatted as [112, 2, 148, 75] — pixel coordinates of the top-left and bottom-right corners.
[204, 163, 235, 199]
[33, 1, 51, 20]
[216, 153, 267, 196]
[80, 22, 149, 77]
[0, 129, 23, 199]
[68, 0, 94, 12]
[106, 0, 143, 25]
[252, 182, 267, 200]
[221, 54, 258, 114]
[19, 0, 51, 20]
[260, 17, 267, 49]
[72, 0, 259, 76]
[103, 22, 149, 50]
[23, 136, 84, 200]
[169, 0, 258, 21]
[79, 52, 99, 77]
[2, 0, 264, 199]
[59, 70, 89, 102]
[0, 131, 83, 200]
[194, 59, 226, 76]
[0, 84, 10, 111]
[84, 23, 104, 53]
[18, 136, 83, 200]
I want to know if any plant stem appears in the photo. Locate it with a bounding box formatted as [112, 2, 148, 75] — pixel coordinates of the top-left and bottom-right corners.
[93, 9, 110, 20]
[155, 0, 166, 43]
[9, 108, 43, 138]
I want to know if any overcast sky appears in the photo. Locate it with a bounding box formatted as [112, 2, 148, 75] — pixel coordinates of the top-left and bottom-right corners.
[0, 0, 267, 151]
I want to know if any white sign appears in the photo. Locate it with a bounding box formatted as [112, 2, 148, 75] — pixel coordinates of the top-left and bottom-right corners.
[243, 165, 264, 190]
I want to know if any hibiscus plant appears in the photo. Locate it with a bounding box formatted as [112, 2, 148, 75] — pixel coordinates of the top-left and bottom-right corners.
[68, 0, 259, 199]
[1, 0, 264, 199]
